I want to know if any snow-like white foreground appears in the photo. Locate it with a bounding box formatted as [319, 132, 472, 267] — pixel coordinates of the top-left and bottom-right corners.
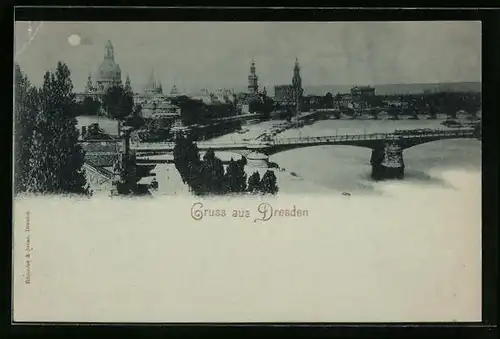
[12, 169, 481, 323]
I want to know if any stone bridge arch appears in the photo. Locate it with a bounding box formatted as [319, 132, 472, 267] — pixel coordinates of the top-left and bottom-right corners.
[260, 140, 383, 156]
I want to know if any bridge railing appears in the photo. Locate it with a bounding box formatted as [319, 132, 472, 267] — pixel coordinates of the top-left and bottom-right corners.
[269, 129, 474, 145]
[126, 129, 474, 150]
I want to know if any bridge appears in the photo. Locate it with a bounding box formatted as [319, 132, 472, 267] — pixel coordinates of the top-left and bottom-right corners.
[132, 128, 478, 155]
[132, 128, 479, 180]
[82, 128, 479, 181]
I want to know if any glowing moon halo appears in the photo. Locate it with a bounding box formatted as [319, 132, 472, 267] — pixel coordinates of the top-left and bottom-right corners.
[68, 34, 81, 46]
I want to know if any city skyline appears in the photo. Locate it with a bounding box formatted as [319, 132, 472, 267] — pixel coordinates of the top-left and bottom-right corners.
[15, 21, 481, 94]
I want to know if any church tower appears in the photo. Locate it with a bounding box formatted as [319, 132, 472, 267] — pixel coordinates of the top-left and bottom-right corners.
[248, 59, 259, 94]
[292, 58, 303, 114]
[144, 69, 162, 95]
[124, 75, 132, 93]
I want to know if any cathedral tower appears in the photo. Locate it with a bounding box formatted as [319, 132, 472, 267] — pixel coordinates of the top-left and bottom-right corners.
[292, 58, 303, 114]
[248, 59, 259, 94]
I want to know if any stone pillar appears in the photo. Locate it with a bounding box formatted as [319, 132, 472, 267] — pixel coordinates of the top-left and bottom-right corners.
[370, 143, 404, 180]
[246, 152, 269, 168]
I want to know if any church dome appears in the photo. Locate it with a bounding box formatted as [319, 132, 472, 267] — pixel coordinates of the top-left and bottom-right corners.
[96, 40, 122, 86]
[98, 59, 121, 81]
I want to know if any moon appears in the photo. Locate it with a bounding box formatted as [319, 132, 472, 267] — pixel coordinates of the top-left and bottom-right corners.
[68, 34, 81, 46]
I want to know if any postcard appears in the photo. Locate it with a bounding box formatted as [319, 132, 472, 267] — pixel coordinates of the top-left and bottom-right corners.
[12, 20, 482, 323]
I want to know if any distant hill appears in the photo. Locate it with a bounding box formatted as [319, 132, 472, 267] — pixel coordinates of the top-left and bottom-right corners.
[303, 82, 482, 96]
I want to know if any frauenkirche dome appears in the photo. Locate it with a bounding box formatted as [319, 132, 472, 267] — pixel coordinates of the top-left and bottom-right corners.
[96, 40, 122, 92]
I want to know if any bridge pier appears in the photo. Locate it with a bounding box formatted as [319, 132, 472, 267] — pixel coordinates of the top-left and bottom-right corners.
[370, 143, 405, 180]
[246, 152, 270, 168]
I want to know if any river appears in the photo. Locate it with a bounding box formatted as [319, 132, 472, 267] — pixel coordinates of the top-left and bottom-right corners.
[209, 117, 481, 195]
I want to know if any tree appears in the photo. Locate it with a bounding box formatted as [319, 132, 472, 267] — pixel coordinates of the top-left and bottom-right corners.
[173, 133, 202, 192]
[261, 93, 274, 119]
[77, 96, 101, 116]
[171, 95, 206, 126]
[124, 114, 145, 129]
[173, 136, 253, 196]
[14, 64, 38, 193]
[102, 84, 134, 120]
[224, 158, 247, 193]
[248, 97, 263, 114]
[200, 149, 225, 194]
[23, 62, 89, 195]
[259, 170, 278, 194]
[247, 171, 261, 193]
[133, 104, 142, 117]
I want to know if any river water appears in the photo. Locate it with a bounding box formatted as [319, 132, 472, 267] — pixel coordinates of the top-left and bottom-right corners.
[210, 117, 481, 195]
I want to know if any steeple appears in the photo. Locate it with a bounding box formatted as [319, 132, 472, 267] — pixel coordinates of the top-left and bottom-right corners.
[292, 57, 303, 115]
[124, 74, 132, 93]
[104, 40, 114, 60]
[292, 57, 302, 89]
[144, 69, 163, 94]
[248, 58, 259, 94]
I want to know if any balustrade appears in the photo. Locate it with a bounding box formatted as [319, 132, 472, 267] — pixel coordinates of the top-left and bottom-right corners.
[108, 129, 472, 152]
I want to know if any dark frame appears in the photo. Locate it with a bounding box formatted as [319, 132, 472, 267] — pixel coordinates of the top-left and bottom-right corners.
[5, 6, 497, 339]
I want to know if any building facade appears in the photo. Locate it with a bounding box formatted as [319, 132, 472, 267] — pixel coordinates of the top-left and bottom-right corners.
[274, 85, 295, 106]
[141, 100, 181, 119]
[350, 85, 376, 109]
[338, 93, 354, 109]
